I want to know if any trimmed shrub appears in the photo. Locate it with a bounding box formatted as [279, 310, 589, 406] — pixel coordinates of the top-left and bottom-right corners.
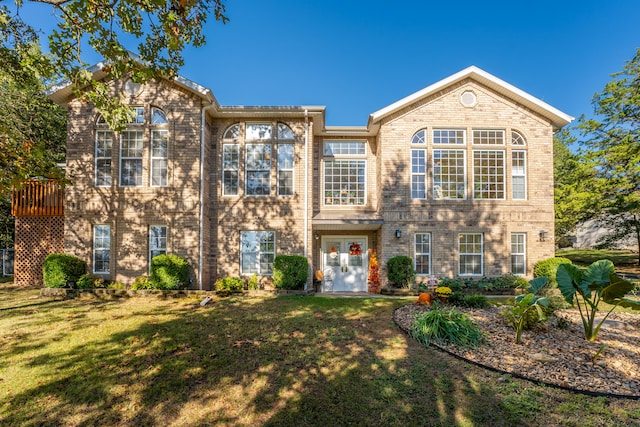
[533, 257, 572, 288]
[438, 277, 466, 292]
[149, 254, 190, 290]
[411, 306, 483, 348]
[43, 254, 86, 288]
[387, 256, 415, 288]
[214, 276, 244, 291]
[273, 255, 308, 290]
[247, 273, 260, 290]
[76, 273, 105, 289]
[131, 276, 153, 290]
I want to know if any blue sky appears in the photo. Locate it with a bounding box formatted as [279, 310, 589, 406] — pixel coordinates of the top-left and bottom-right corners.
[18, 0, 640, 127]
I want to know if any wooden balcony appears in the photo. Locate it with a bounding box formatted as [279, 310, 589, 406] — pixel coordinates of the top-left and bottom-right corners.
[11, 181, 64, 217]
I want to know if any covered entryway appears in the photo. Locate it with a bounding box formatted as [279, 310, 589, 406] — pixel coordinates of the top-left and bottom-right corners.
[321, 236, 368, 292]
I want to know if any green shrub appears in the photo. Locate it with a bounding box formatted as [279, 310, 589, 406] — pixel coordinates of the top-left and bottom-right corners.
[107, 281, 127, 290]
[447, 292, 466, 306]
[533, 257, 572, 288]
[438, 277, 466, 291]
[214, 276, 244, 291]
[76, 273, 105, 289]
[149, 254, 190, 290]
[131, 276, 153, 290]
[387, 256, 415, 288]
[464, 294, 489, 308]
[247, 273, 260, 290]
[273, 255, 308, 290]
[42, 254, 86, 288]
[411, 306, 483, 348]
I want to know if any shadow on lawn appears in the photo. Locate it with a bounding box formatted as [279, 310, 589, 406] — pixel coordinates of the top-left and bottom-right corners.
[2, 296, 535, 426]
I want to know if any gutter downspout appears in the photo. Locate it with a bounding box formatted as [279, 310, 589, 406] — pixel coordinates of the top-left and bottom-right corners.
[304, 109, 310, 289]
[199, 104, 215, 290]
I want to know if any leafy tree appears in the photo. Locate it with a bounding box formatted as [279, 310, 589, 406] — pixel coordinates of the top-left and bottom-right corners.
[579, 49, 640, 264]
[2, 0, 229, 130]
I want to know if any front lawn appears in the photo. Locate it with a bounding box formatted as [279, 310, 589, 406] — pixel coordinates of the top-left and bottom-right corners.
[1, 286, 638, 426]
[557, 249, 639, 274]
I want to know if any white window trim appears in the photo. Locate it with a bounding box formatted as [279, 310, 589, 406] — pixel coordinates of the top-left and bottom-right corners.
[149, 225, 168, 269]
[472, 129, 505, 145]
[222, 143, 240, 196]
[119, 130, 144, 187]
[458, 233, 483, 276]
[322, 159, 367, 207]
[433, 149, 467, 200]
[411, 129, 427, 145]
[245, 143, 272, 197]
[93, 225, 110, 274]
[95, 130, 113, 187]
[512, 150, 527, 200]
[432, 129, 466, 145]
[510, 232, 527, 276]
[414, 233, 431, 276]
[150, 129, 168, 187]
[411, 148, 427, 200]
[323, 141, 367, 156]
[240, 231, 276, 276]
[473, 149, 506, 200]
[277, 143, 295, 197]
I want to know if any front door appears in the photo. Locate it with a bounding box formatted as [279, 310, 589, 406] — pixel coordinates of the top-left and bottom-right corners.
[321, 237, 368, 292]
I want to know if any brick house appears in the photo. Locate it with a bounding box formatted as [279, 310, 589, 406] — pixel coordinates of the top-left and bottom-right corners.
[16, 65, 571, 291]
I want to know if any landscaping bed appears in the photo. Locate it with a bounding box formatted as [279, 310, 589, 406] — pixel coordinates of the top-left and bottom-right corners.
[394, 303, 640, 398]
[40, 287, 314, 299]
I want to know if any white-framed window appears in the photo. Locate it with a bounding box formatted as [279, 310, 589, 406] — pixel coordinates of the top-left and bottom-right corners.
[222, 144, 240, 196]
[246, 144, 272, 196]
[414, 233, 431, 275]
[151, 130, 168, 187]
[324, 141, 366, 156]
[151, 107, 168, 125]
[223, 123, 241, 140]
[512, 150, 527, 200]
[95, 130, 113, 187]
[511, 233, 526, 275]
[130, 107, 145, 125]
[277, 144, 294, 196]
[473, 150, 505, 199]
[246, 123, 273, 140]
[459, 233, 483, 276]
[120, 130, 144, 186]
[149, 225, 168, 265]
[324, 159, 366, 206]
[433, 129, 465, 145]
[277, 123, 295, 141]
[433, 149, 465, 199]
[473, 129, 504, 145]
[411, 149, 427, 199]
[93, 225, 110, 274]
[411, 129, 427, 145]
[240, 231, 275, 275]
[511, 130, 526, 146]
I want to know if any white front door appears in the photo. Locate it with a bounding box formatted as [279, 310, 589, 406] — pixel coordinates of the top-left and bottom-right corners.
[321, 237, 368, 292]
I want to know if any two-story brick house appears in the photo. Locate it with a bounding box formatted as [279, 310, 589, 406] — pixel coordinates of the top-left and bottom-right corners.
[38, 65, 572, 291]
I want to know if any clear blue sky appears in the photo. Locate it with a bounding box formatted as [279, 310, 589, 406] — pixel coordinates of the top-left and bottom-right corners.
[18, 0, 640, 126]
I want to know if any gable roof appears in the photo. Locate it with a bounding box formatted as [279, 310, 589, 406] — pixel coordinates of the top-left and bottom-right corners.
[368, 66, 574, 131]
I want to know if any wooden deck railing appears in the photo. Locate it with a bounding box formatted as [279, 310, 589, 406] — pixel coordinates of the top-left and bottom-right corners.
[11, 181, 64, 217]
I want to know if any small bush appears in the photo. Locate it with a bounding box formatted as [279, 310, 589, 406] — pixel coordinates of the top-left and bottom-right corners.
[150, 254, 190, 290]
[438, 277, 466, 291]
[214, 276, 244, 291]
[533, 257, 572, 288]
[447, 292, 466, 306]
[387, 256, 415, 288]
[43, 254, 86, 288]
[273, 255, 308, 290]
[411, 306, 483, 348]
[247, 273, 260, 290]
[76, 273, 105, 289]
[464, 294, 489, 308]
[107, 281, 127, 290]
[131, 276, 153, 290]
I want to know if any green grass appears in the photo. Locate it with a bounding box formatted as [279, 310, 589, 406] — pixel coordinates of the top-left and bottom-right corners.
[0, 276, 12, 284]
[557, 249, 639, 271]
[1, 285, 639, 426]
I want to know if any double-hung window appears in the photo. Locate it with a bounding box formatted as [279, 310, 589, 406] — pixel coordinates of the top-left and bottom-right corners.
[222, 144, 240, 196]
[151, 130, 168, 186]
[411, 129, 427, 199]
[510, 233, 526, 275]
[323, 141, 366, 206]
[149, 225, 167, 264]
[246, 143, 272, 195]
[277, 144, 294, 196]
[512, 151, 527, 200]
[414, 233, 431, 275]
[95, 130, 113, 186]
[473, 150, 505, 199]
[240, 231, 275, 275]
[93, 225, 110, 274]
[433, 150, 465, 199]
[120, 130, 144, 186]
[459, 233, 483, 276]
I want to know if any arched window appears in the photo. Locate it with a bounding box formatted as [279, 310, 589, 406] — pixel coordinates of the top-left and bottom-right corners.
[411, 129, 426, 144]
[410, 129, 427, 199]
[511, 130, 526, 146]
[223, 123, 240, 140]
[277, 123, 295, 141]
[150, 107, 169, 187]
[151, 107, 168, 125]
[511, 131, 527, 200]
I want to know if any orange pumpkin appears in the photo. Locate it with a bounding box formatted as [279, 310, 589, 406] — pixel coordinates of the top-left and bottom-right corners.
[417, 293, 432, 305]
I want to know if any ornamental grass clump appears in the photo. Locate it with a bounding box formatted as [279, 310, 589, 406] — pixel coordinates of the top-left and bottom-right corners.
[411, 306, 483, 349]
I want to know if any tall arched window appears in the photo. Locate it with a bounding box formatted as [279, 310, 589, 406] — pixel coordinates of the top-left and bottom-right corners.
[411, 129, 427, 199]
[95, 114, 113, 186]
[150, 107, 169, 187]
